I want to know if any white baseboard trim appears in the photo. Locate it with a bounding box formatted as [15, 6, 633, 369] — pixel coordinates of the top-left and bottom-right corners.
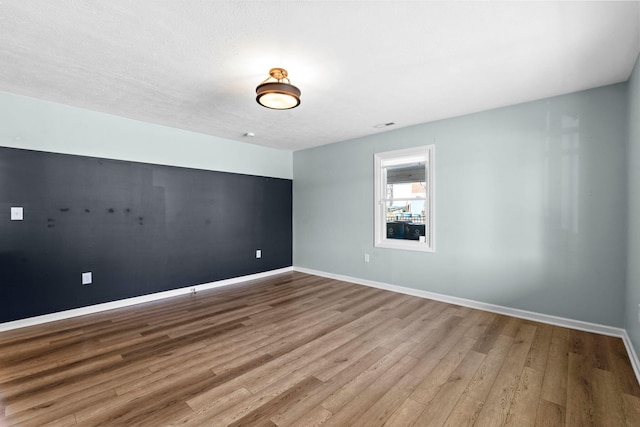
[0, 267, 293, 333]
[295, 266, 640, 383]
[295, 266, 626, 337]
[622, 330, 640, 384]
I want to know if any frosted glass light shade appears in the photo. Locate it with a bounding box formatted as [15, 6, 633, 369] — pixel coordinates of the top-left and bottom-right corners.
[255, 69, 301, 110]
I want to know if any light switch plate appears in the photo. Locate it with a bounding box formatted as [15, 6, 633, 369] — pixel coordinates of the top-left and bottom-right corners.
[11, 207, 23, 221]
[256, 249, 262, 259]
[82, 272, 92, 285]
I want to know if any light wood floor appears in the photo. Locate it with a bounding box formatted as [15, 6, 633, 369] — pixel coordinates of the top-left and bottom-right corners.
[1, 272, 639, 426]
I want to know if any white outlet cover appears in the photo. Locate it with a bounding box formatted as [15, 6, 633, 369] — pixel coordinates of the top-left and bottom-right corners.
[82, 272, 92, 285]
[256, 249, 262, 258]
[10, 207, 23, 220]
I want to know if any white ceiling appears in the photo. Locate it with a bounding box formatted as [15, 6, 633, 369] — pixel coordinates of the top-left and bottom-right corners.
[0, 1, 638, 151]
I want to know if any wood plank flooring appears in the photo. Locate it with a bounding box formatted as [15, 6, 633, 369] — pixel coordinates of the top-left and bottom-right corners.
[1, 271, 639, 426]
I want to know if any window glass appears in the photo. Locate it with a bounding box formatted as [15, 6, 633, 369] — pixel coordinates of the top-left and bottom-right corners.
[374, 146, 434, 252]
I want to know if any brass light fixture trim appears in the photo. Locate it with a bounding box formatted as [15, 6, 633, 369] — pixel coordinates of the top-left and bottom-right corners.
[256, 68, 301, 110]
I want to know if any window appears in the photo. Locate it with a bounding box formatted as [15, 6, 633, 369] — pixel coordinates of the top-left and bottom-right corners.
[374, 145, 435, 252]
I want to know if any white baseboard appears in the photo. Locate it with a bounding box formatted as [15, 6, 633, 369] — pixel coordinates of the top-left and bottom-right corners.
[0, 267, 293, 333]
[4, 264, 639, 387]
[622, 330, 640, 383]
[294, 266, 624, 336]
[294, 266, 640, 384]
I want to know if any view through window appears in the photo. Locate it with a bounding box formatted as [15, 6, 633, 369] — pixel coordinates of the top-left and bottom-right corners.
[374, 145, 434, 252]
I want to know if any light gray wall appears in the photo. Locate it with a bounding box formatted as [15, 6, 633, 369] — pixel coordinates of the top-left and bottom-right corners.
[294, 84, 628, 327]
[627, 53, 640, 351]
[0, 91, 292, 179]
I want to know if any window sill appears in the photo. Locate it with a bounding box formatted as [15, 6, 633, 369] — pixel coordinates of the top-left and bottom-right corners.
[375, 239, 435, 253]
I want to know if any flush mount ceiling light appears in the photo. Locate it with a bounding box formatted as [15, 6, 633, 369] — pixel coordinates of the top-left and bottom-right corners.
[256, 68, 301, 110]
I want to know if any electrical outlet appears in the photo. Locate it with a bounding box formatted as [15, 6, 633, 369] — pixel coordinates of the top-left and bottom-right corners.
[82, 272, 92, 285]
[364, 253, 370, 263]
[10, 207, 23, 221]
[256, 249, 262, 259]
[190, 287, 196, 294]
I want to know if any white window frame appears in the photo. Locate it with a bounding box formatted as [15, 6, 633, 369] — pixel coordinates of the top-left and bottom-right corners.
[374, 145, 435, 252]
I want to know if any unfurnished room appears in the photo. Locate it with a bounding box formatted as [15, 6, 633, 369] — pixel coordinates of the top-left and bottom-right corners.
[1, 1, 640, 426]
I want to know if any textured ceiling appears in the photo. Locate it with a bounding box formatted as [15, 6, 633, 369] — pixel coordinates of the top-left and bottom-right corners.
[0, 1, 638, 151]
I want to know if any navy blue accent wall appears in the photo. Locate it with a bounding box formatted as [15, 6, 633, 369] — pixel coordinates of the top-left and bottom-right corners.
[0, 147, 292, 322]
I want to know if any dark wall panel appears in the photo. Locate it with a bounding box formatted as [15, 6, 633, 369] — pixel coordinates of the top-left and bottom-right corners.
[0, 147, 292, 322]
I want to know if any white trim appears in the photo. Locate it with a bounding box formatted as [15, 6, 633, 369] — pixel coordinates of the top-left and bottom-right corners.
[0, 267, 293, 332]
[622, 330, 640, 384]
[295, 266, 640, 385]
[4, 264, 639, 387]
[374, 144, 435, 253]
[293, 266, 627, 338]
